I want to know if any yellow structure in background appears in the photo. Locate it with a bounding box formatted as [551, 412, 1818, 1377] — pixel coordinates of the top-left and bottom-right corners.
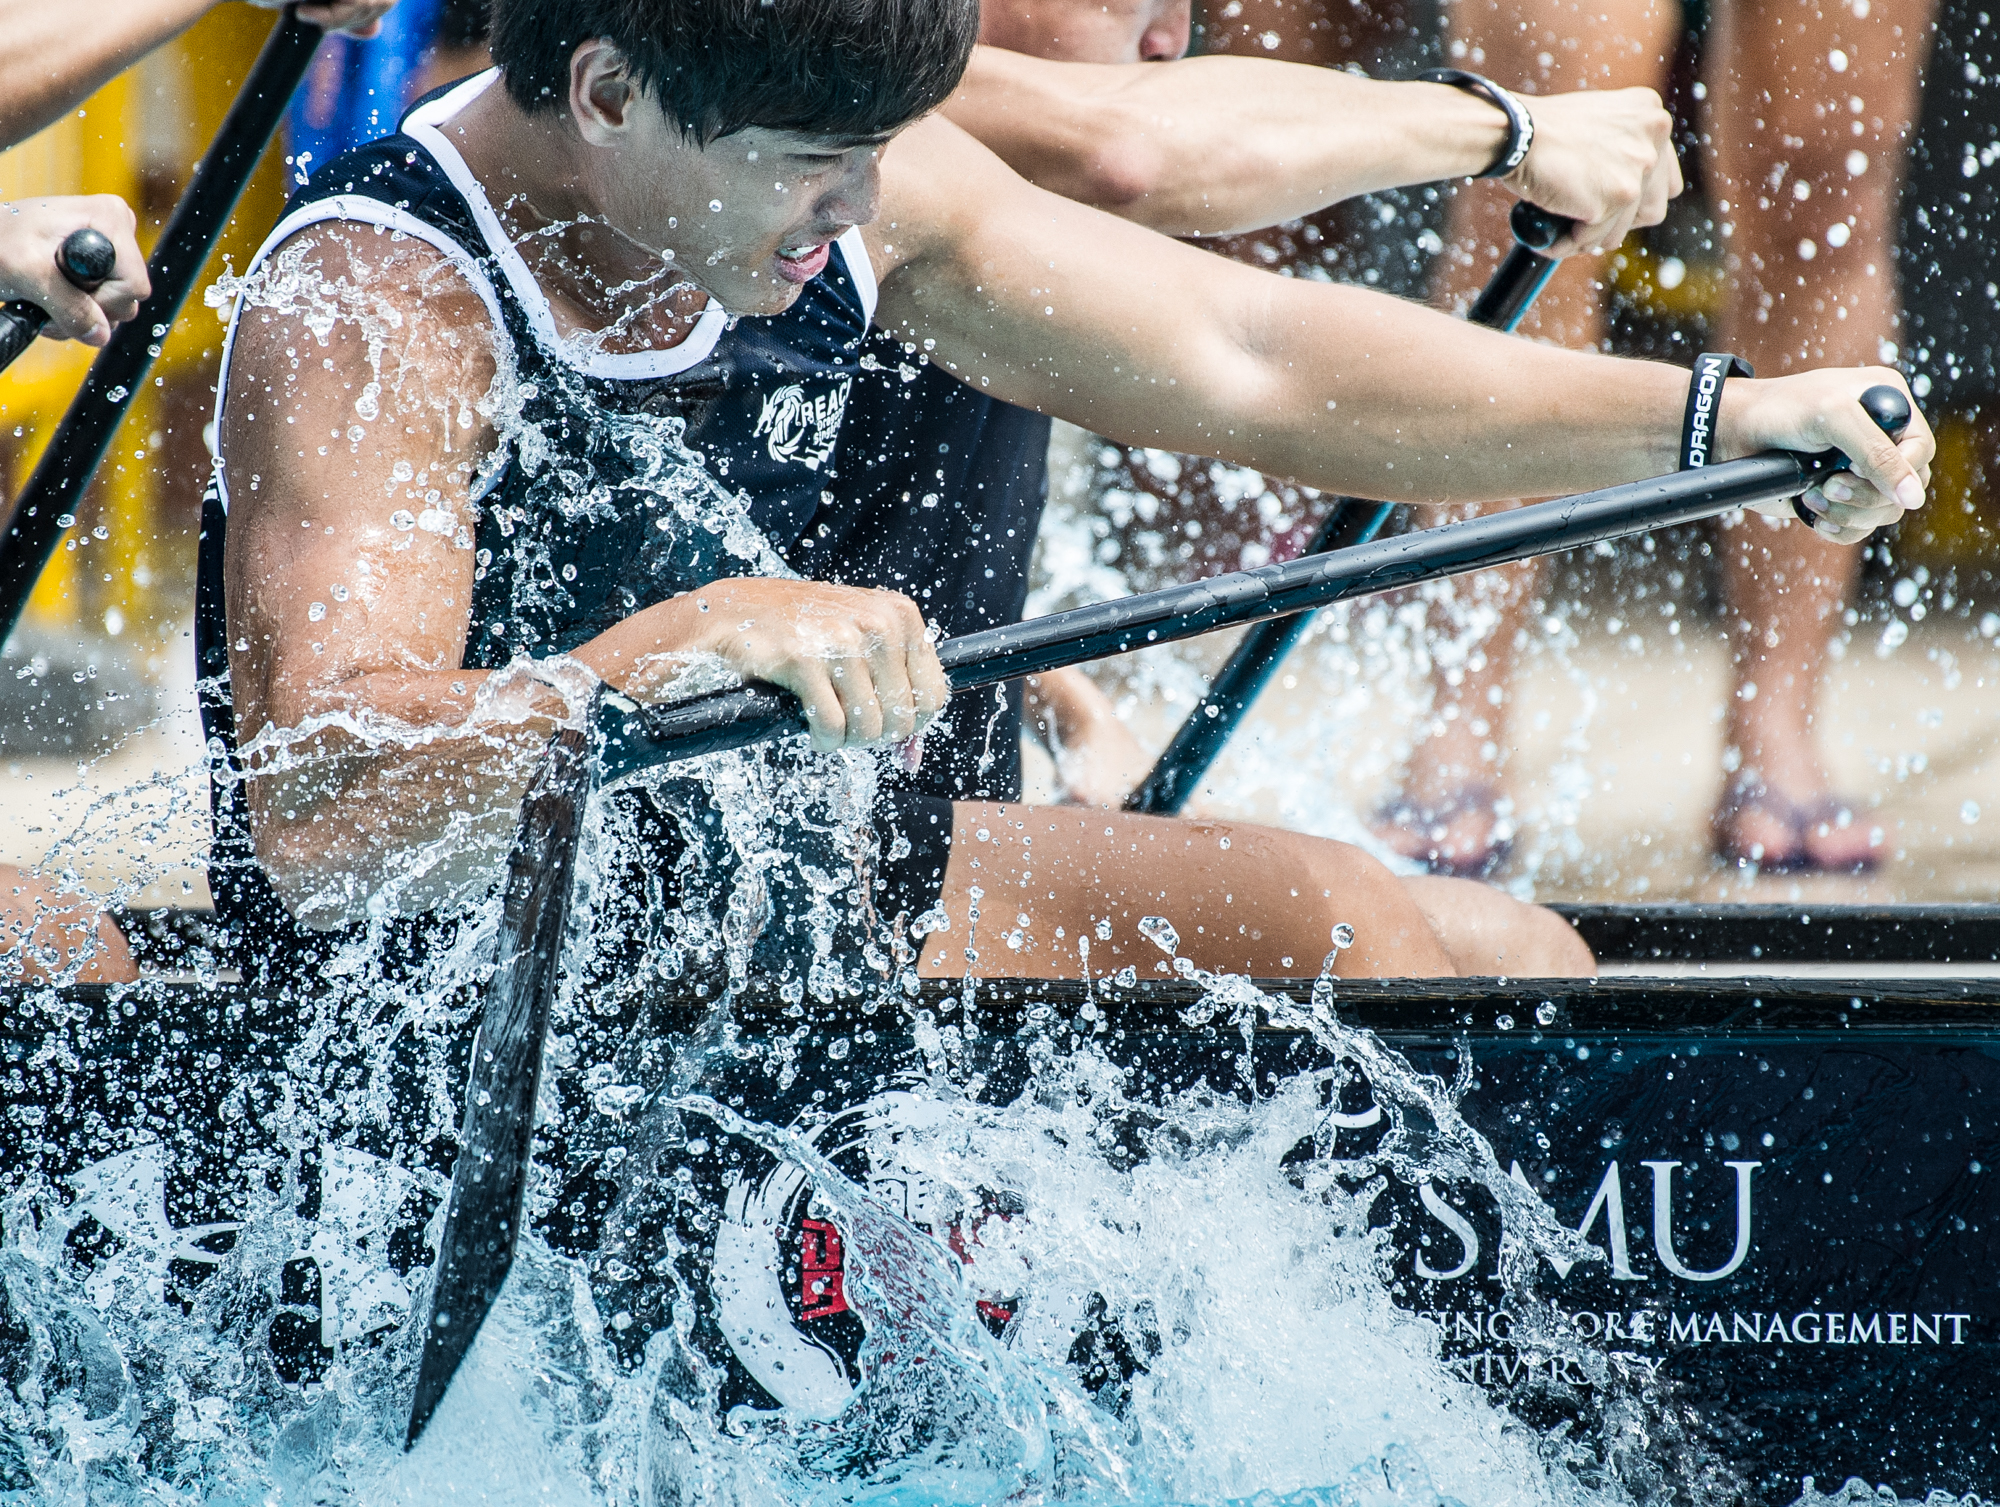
[0, 5, 294, 636]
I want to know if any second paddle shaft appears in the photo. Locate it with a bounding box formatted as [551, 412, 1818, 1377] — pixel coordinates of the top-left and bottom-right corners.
[0, 229, 119, 372]
[598, 387, 1911, 786]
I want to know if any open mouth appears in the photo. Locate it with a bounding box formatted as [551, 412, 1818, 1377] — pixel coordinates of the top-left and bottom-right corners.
[774, 239, 833, 283]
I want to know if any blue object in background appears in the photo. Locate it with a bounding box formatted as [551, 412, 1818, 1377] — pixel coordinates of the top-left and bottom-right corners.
[287, 0, 446, 180]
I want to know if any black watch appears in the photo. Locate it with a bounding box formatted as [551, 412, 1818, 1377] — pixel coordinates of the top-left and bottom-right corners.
[1418, 67, 1536, 178]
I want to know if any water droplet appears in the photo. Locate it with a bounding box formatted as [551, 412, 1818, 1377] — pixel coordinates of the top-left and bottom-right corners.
[912, 906, 950, 937]
[1219, 836, 1230, 849]
[1138, 916, 1179, 954]
[390, 509, 415, 530]
[1495, 1014, 1514, 1031]
[827, 1038, 850, 1060]
[1963, 801, 1982, 825]
[709, 199, 723, 212]
[1329, 922, 1355, 950]
[1095, 918, 1112, 941]
[1535, 1002, 1558, 1026]
[307, 602, 327, 622]
[1112, 966, 1137, 987]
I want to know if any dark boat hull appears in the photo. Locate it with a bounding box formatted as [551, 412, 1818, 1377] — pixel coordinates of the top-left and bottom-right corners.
[4, 968, 1998, 1499]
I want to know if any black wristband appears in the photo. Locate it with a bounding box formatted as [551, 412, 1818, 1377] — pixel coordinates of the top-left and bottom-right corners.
[1680, 351, 1753, 471]
[1419, 68, 1535, 178]
[1681, 351, 1816, 526]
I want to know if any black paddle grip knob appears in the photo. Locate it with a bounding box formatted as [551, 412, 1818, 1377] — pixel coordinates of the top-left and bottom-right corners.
[1859, 383, 1912, 441]
[1510, 201, 1574, 253]
[57, 228, 117, 291]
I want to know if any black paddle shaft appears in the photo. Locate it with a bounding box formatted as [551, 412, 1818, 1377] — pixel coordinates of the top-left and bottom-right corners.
[407, 712, 597, 1448]
[0, 229, 119, 372]
[599, 386, 1911, 789]
[1125, 198, 1566, 815]
[0, 8, 323, 644]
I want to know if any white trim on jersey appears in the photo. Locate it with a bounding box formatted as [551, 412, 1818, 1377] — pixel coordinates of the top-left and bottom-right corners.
[401, 70, 736, 382]
[839, 225, 878, 327]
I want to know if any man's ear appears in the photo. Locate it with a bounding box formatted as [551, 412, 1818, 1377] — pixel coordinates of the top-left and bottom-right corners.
[569, 38, 639, 146]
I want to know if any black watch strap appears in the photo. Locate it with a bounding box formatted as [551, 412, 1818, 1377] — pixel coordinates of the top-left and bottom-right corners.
[1419, 68, 1535, 178]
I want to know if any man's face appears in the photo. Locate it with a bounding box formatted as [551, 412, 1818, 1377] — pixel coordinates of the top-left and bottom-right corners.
[593, 86, 888, 316]
[977, 0, 1192, 62]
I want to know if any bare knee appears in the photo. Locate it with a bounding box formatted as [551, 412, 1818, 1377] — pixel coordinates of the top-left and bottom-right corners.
[0, 867, 137, 984]
[1290, 841, 1455, 980]
[1401, 876, 1595, 978]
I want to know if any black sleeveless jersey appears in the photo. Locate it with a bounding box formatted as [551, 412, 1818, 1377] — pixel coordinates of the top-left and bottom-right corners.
[793, 345, 1052, 804]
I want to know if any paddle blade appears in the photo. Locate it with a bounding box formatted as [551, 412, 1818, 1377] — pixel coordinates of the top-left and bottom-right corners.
[406, 719, 594, 1448]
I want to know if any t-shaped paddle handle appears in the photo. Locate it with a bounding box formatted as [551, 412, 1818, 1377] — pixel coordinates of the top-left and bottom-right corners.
[1857, 384, 1912, 442]
[1466, 202, 1575, 332]
[1509, 200, 1569, 252]
[0, 227, 119, 372]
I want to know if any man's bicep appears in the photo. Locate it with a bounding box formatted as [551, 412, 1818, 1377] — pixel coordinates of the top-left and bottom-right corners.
[219, 231, 498, 729]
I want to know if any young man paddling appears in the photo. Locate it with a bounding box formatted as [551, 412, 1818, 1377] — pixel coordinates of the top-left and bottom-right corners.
[204, 0, 1927, 989]
[799, 0, 1681, 924]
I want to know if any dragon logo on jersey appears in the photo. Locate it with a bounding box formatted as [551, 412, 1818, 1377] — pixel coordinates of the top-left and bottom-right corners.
[753, 378, 850, 471]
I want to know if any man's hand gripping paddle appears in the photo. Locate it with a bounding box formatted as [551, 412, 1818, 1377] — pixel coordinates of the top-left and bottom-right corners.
[405, 379, 1911, 1445]
[1125, 199, 1566, 816]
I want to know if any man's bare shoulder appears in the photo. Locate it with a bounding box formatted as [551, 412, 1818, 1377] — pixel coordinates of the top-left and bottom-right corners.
[222, 221, 503, 469]
[224, 220, 500, 382]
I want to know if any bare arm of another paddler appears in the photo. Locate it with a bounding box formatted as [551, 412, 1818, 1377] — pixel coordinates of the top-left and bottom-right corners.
[944, 47, 1679, 251]
[220, 229, 944, 928]
[0, 0, 399, 151]
[866, 114, 1931, 536]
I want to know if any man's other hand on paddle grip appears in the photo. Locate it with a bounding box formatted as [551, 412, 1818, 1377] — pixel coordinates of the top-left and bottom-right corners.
[1719, 368, 1932, 543]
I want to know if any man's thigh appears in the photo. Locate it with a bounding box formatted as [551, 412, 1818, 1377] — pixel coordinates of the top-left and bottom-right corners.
[914, 802, 1456, 979]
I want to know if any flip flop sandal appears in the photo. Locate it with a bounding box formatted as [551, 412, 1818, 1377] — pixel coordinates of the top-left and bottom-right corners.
[1712, 778, 1882, 875]
[1372, 785, 1515, 880]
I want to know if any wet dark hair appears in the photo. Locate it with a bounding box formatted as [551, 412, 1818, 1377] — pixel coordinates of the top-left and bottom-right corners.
[490, 0, 979, 144]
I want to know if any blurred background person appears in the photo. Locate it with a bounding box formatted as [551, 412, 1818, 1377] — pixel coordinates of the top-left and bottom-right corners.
[1376, 0, 1932, 875]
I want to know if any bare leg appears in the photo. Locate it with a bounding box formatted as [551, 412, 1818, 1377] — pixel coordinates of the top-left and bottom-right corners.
[1704, 0, 1931, 868]
[0, 866, 137, 984]
[1377, 0, 1678, 870]
[916, 803, 1593, 979]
